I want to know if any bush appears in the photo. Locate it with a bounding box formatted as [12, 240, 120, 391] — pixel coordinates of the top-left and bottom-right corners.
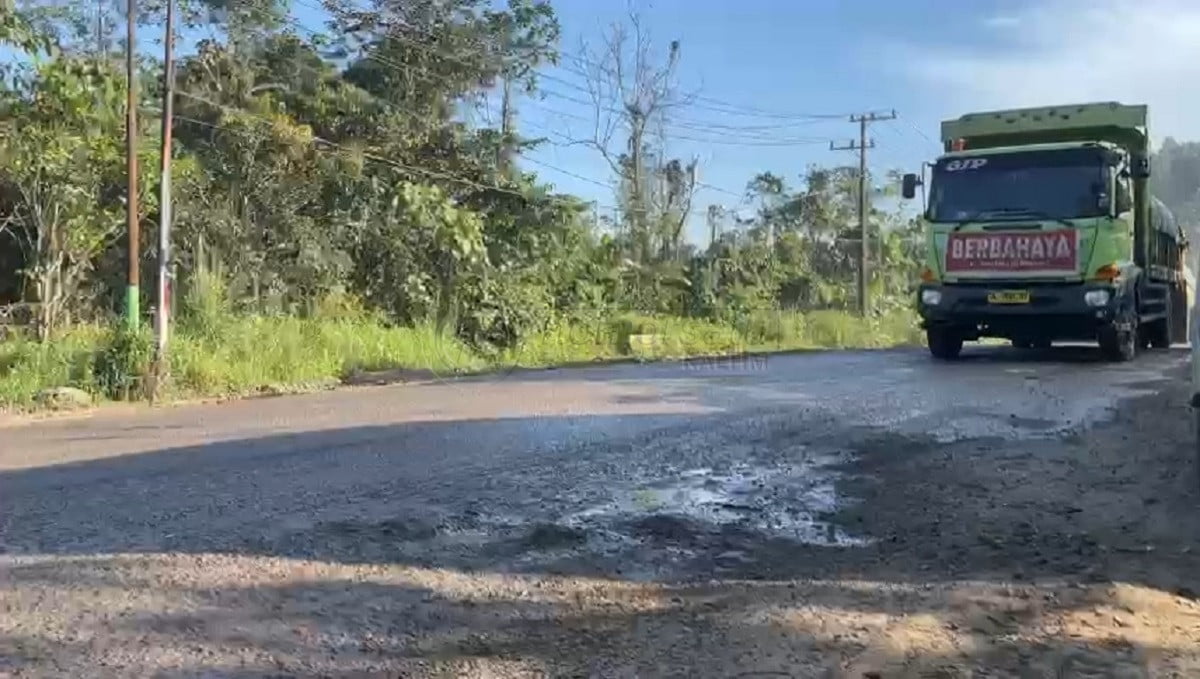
[613, 314, 744, 357]
[501, 316, 621, 367]
[179, 269, 233, 342]
[168, 316, 484, 397]
[456, 273, 555, 354]
[93, 324, 153, 400]
[736, 311, 808, 346]
[0, 325, 105, 409]
[311, 289, 373, 323]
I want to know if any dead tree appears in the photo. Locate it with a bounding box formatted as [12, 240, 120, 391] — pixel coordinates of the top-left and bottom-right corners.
[577, 10, 697, 263]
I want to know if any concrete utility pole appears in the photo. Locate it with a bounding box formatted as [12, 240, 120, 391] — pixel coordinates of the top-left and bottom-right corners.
[124, 0, 139, 331]
[154, 0, 176, 400]
[498, 77, 514, 179]
[831, 110, 896, 316]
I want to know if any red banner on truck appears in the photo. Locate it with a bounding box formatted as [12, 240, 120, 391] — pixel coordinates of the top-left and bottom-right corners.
[944, 229, 1078, 273]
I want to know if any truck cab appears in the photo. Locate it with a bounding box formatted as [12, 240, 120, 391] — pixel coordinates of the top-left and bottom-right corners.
[903, 102, 1189, 361]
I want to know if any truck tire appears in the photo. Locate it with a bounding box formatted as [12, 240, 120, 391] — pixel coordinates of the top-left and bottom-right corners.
[927, 327, 963, 360]
[1099, 311, 1138, 362]
[1172, 285, 1189, 345]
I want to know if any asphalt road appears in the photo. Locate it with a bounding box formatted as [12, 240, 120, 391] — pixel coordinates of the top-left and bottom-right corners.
[2, 344, 1198, 677]
[0, 345, 1177, 559]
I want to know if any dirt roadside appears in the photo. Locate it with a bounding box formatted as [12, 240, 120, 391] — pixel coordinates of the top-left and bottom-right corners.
[3, 365, 1200, 678]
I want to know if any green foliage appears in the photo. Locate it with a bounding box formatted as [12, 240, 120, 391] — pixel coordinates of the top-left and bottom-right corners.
[178, 268, 232, 341]
[0, 2, 52, 56]
[1153, 138, 1200, 241]
[93, 324, 153, 399]
[613, 314, 744, 358]
[0, 324, 104, 407]
[456, 271, 554, 353]
[0, 53, 161, 335]
[169, 317, 481, 396]
[0, 315, 486, 409]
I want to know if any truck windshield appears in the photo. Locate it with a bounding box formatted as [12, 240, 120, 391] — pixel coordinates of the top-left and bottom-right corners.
[928, 148, 1108, 223]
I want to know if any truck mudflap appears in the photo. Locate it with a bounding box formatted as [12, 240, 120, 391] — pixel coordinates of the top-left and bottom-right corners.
[917, 281, 1125, 341]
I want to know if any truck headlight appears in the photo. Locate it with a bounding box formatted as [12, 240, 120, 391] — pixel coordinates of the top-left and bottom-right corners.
[921, 289, 942, 306]
[1084, 289, 1111, 307]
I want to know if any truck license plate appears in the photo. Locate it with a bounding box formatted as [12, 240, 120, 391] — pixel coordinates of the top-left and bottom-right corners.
[987, 290, 1031, 304]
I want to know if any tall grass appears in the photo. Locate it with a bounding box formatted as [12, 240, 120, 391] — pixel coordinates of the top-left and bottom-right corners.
[0, 325, 107, 408]
[737, 309, 923, 350]
[500, 309, 921, 368]
[0, 297, 922, 411]
[169, 317, 484, 398]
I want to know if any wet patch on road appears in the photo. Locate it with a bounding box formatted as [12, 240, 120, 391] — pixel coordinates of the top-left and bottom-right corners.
[559, 459, 868, 547]
[267, 452, 871, 579]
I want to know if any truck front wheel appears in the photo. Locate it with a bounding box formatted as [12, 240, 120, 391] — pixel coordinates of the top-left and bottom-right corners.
[927, 327, 963, 360]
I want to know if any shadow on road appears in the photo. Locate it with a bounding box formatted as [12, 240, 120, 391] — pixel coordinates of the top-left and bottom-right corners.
[1, 358, 1198, 675]
[954, 343, 1192, 365]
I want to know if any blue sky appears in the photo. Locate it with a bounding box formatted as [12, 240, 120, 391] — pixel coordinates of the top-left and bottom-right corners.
[506, 0, 983, 225]
[486, 0, 1200, 242]
[197, 0, 1200, 242]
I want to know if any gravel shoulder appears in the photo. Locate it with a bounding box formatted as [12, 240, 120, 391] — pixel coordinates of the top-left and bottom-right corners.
[2, 350, 1199, 677]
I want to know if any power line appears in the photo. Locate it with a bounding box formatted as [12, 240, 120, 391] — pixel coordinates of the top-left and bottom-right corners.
[831, 110, 897, 316]
[190, 2, 911, 240]
[520, 155, 613, 191]
[296, 0, 855, 123]
[901, 118, 939, 149]
[230, 1, 848, 145]
[519, 124, 758, 201]
[525, 93, 833, 146]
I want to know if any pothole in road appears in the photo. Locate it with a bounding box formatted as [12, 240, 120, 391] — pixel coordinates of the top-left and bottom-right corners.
[289, 454, 870, 577]
[560, 458, 870, 548]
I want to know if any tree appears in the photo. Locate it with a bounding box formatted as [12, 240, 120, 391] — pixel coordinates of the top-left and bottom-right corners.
[577, 10, 697, 264]
[1153, 137, 1200, 241]
[0, 0, 929, 355]
[0, 55, 159, 336]
[746, 171, 785, 247]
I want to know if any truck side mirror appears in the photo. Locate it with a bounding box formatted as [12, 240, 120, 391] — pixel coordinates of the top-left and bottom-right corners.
[901, 173, 921, 200]
[1132, 157, 1151, 179]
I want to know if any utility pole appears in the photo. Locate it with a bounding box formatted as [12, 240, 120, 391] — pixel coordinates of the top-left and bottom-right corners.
[498, 77, 514, 179]
[95, 0, 105, 55]
[154, 0, 175, 401]
[831, 110, 896, 316]
[124, 0, 139, 331]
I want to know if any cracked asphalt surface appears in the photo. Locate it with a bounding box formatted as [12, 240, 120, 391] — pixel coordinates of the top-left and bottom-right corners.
[3, 345, 1200, 677]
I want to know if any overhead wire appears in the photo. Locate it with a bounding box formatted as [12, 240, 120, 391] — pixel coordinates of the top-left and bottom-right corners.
[207, 4, 800, 200]
[292, 0, 856, 124]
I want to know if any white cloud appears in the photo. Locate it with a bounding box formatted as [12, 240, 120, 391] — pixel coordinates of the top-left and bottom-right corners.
[895, 0, 1200, 146]
[981, 15, 1022, 30]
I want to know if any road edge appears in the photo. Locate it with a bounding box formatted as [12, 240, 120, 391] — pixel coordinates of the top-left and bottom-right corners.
[0, 343, 921, 429]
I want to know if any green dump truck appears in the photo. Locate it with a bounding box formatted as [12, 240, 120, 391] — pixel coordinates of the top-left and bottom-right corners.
[902, 102, 1189, 361]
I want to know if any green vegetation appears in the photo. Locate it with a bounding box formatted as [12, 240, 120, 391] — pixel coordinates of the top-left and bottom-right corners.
[0, 0, 927, 412]
[0, 305, 920, 410]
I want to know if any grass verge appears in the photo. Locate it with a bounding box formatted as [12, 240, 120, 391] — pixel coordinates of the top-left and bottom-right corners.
[0, 309, 921, 412]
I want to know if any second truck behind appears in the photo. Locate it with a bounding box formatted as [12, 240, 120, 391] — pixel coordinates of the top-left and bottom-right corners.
[903, 102, 1189, 361]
